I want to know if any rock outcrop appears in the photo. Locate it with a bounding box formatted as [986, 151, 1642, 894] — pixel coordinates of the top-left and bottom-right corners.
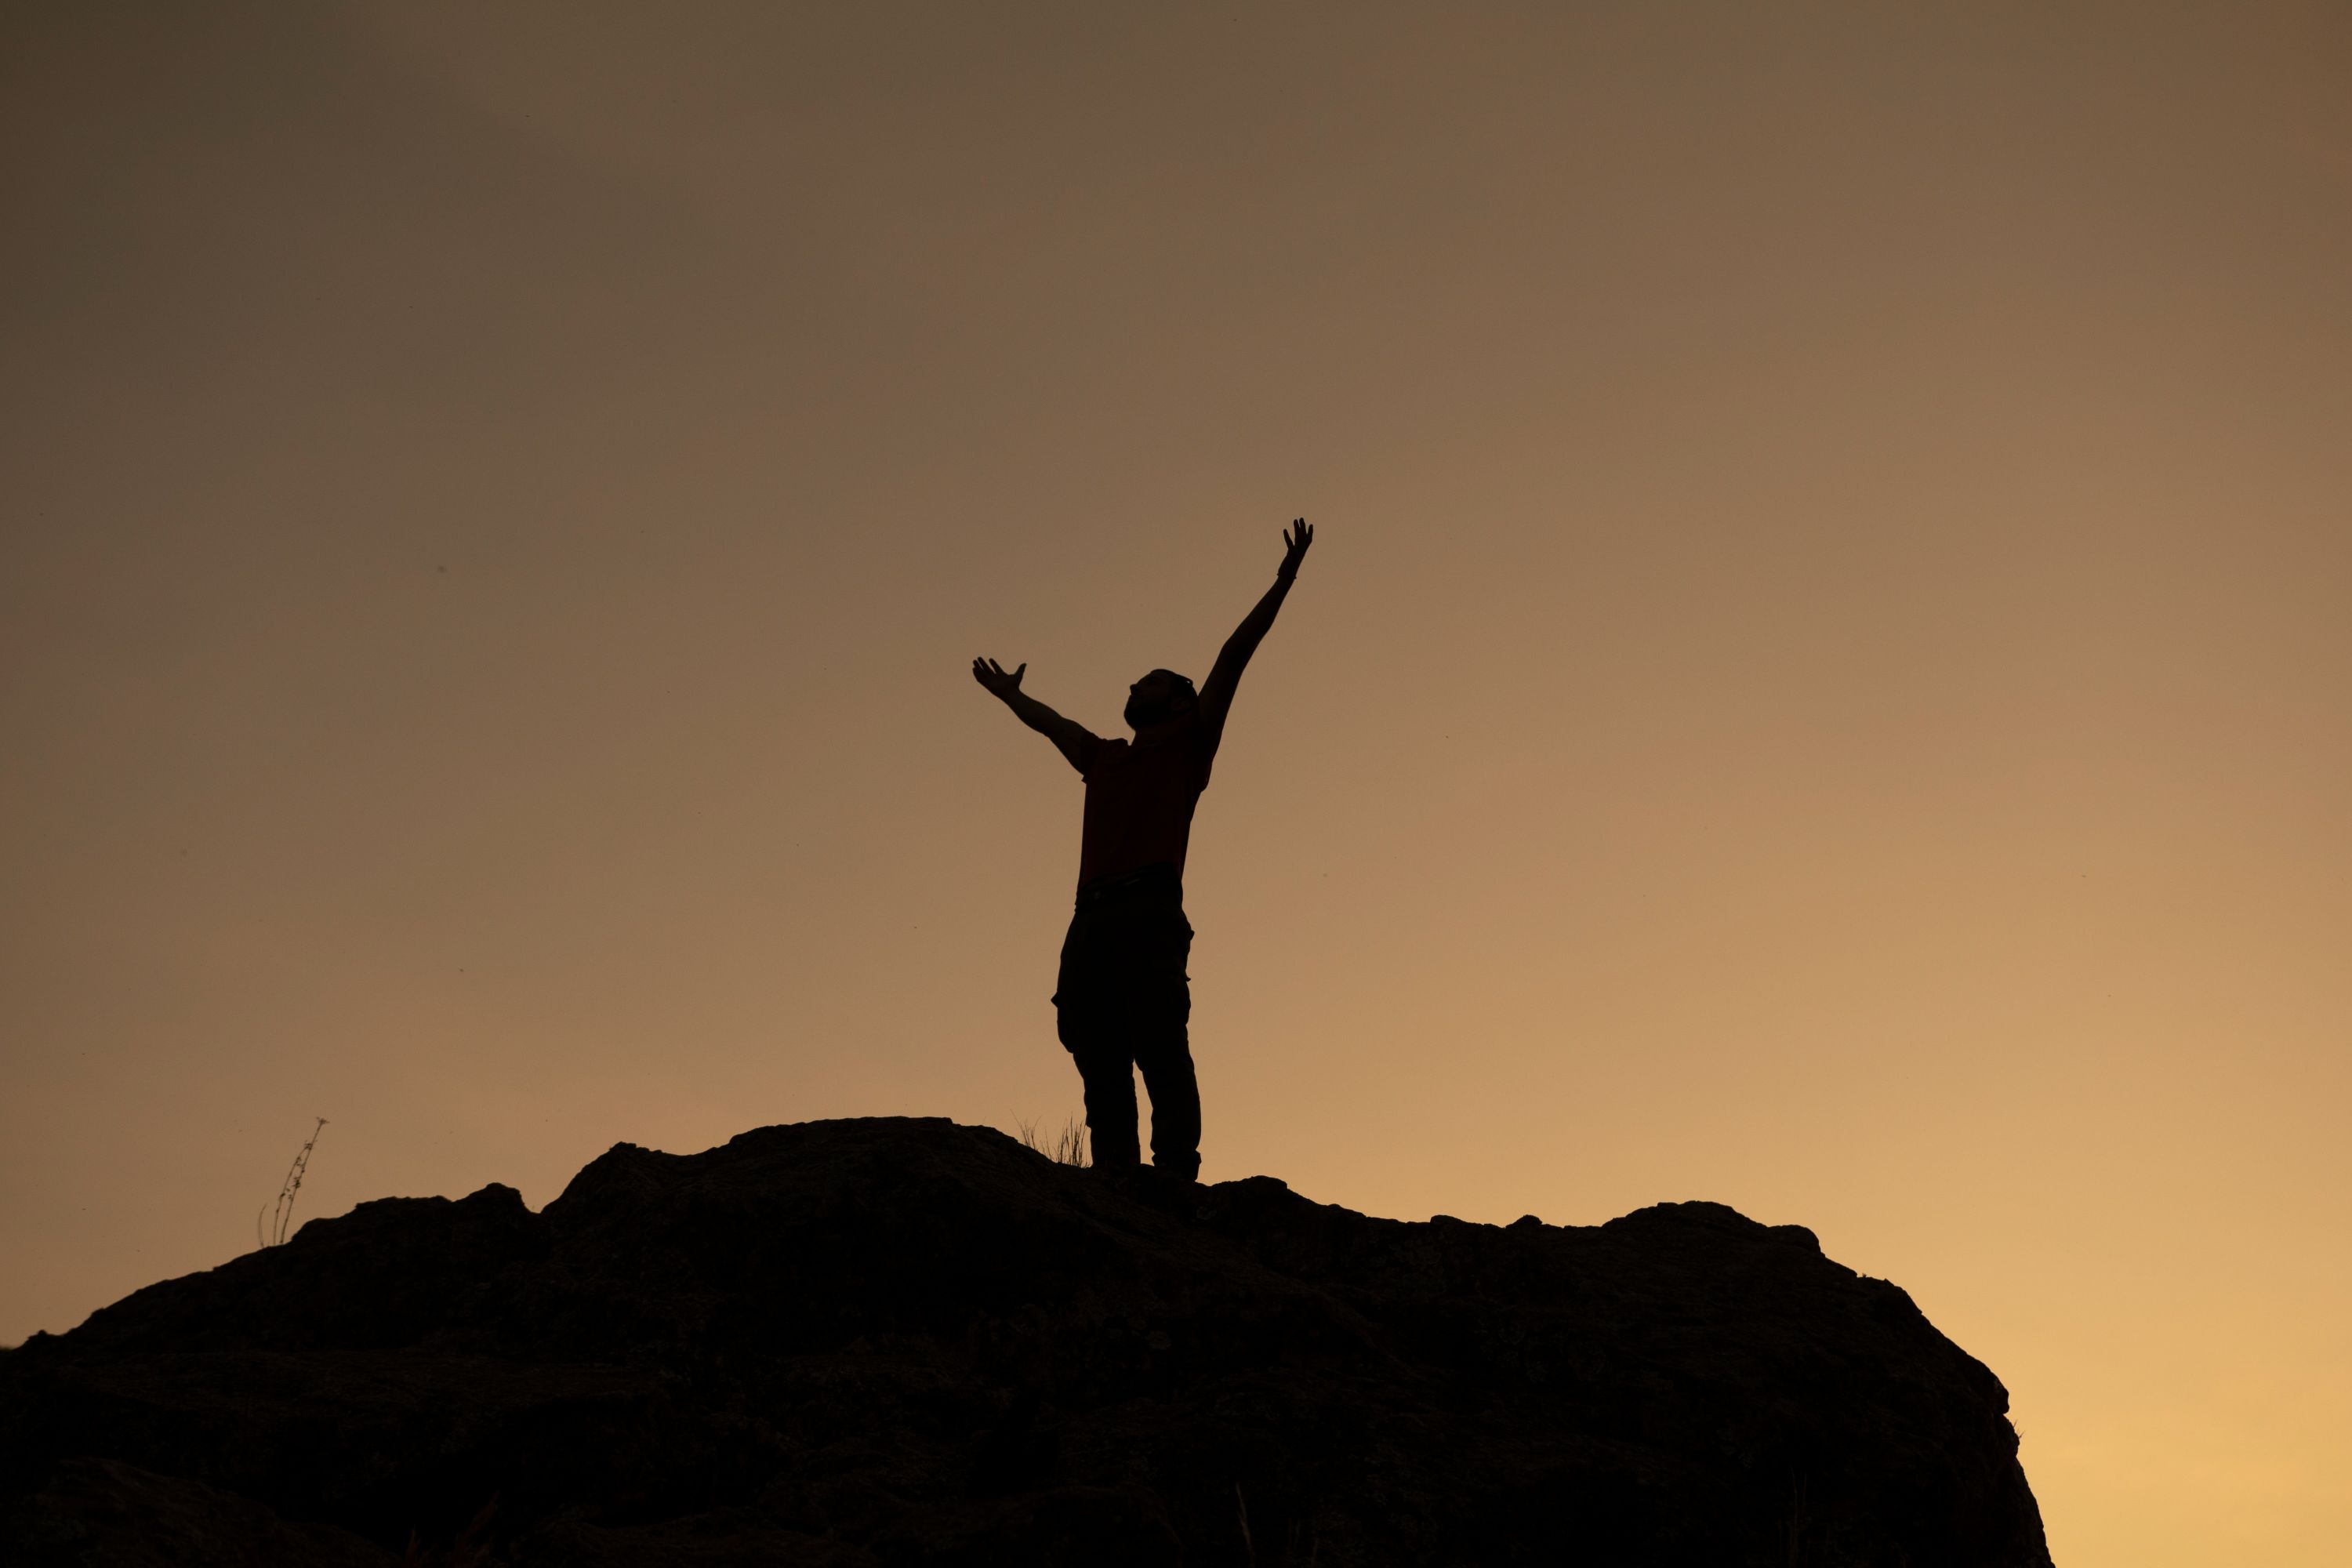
[1, 1118, 2050, 1565]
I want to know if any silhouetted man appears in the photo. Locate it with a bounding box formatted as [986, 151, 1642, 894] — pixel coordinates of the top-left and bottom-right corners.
[973, 521, 1314, 1183]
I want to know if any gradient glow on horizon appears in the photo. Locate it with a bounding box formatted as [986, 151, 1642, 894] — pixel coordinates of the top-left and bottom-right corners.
[4, 5, 2347, 1563]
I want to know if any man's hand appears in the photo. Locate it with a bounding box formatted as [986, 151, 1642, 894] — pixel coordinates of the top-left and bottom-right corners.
[1201, 518, 1313, 742]
[1277, 518, 1313, 581]
[971, 656, 1026, 701]
[975, 657, 1097, 772]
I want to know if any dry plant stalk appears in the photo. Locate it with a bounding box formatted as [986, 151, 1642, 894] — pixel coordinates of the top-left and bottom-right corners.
[1013, 1113, 1089, 1167]
[402, 1494, 498, 1566]
[256, 1116, 328, 1249]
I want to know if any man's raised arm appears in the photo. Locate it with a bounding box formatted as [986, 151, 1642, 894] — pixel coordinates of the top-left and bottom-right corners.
[1198, 519, 1313, 742]
[972, 657, 1098, 773]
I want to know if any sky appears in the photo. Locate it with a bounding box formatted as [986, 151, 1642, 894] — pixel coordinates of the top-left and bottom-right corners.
[4, 2, 2347, 1561]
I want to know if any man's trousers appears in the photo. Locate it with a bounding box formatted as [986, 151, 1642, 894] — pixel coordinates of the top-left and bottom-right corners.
[1051, 862, 1200, 1181]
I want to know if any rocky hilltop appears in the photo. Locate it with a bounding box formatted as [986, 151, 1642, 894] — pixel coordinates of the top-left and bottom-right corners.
[1, 1118, 2049, 1565]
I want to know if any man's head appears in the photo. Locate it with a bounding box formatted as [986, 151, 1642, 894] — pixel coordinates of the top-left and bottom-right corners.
[1124, 668, 1197, 731]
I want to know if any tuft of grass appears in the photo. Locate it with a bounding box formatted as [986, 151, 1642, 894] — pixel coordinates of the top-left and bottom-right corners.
[1013, 1113, 1089, 1167]
[256, 1116, 328, 1250]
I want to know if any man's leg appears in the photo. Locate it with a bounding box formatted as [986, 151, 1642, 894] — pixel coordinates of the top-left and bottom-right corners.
[1134, 1029, 1200, 1182]
[1133, 895, 1200, 1181]
[1069, 1042, 1142, 1172]
[1055, 903, 1141, 1174]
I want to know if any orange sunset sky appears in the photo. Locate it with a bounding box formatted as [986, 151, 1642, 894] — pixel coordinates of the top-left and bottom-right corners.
[4, 5, 2347, 1563]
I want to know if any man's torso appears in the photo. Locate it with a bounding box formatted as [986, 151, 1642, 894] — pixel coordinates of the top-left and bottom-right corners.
[1076, 713, 1216, 889]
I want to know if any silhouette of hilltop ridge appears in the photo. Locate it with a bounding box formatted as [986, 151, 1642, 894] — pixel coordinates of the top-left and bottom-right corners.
[1, 1118, 2050, 1565]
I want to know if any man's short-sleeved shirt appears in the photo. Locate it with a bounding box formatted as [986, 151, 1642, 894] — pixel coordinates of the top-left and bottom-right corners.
[1072, 712, 1218, 889]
